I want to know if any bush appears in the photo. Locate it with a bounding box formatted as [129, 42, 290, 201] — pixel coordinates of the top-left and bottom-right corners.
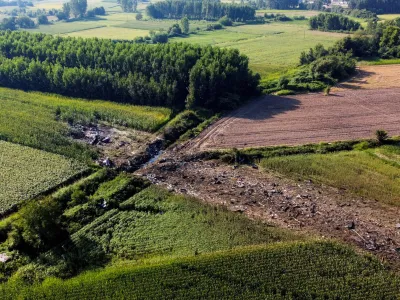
[293, 15, 306, 20]
[309, 13, 361, 32]
[9, 198, 67, 254]
[375, 130, 389, 144]
[324, 86, 331, 96]
[149, 31, 168, 43]
[167, 23, 182, 37]
[56, 12, 68, 20]
[15, 16, 35, 28]
[37, 15, 49, 25]
[219, 16, 232, 26]
[135, 12, 143, 20]
[93, 6, 105, 15]
[206, 23, 223, 31]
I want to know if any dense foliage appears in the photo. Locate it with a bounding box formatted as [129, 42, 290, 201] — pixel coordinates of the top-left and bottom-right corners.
[2, 241, 399, 299]
[146, 1, 255, 21]
[330, 7, 377, 20]
[309, 13, 361, 32]
[348, 0, 400, 14]
[0, 31, 259, 111]
[260, 0, 299, 9]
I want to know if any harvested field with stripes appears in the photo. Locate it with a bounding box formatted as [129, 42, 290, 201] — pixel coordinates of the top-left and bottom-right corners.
[190, 65, 400, 150]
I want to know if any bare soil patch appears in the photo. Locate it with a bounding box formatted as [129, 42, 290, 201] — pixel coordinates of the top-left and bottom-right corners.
[140, 157, 400, 267]
[189, 65, 400, 151]
[71, 123, 155, 167]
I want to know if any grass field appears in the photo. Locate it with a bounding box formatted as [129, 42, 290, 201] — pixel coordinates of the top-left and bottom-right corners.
[66, 27, 149, 39]
[23, 6, 346, 79]
[0, 87, 171, 160]
[256, 9, 320, 17]
[67, 185, 298, 260]
[378, 14, 400, 21]
[260, 144, 400, 206]
[2, 241, 399, 299]
[171, 21, 347, 78]
[0, 141, 88, 212]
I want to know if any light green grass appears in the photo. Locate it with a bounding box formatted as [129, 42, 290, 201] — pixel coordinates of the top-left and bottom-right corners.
[25, 21, 110, 35]
[0, 87, 171, 159]
[68, 185, 299, 260]
[0, 141, 88, 212]
[66, 27, 149, 39]
[172, 22, 346, 78]
[260, 145, 400, 205]
[2, 241, 399, 299]
[256, 9, 320, 17]
[360, 58, 400, 66]
[378, 14, 400, 21]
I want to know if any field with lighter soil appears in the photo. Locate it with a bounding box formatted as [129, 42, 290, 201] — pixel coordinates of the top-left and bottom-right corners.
[189, 65, 400, 150]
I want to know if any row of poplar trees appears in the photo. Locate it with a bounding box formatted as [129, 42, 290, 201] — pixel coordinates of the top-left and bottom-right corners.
[146, 0, 255, 21]
[0, 31, 259, 111]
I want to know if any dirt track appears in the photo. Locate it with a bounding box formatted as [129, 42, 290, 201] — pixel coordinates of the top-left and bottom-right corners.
[189, 65, 400, 151]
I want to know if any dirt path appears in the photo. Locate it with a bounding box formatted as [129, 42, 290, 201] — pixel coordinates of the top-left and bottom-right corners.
[140, 156, 400, 267]
[188, 65, 400, 151]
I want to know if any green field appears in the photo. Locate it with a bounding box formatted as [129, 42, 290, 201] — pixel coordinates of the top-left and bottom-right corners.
[23, 7, 346, 79]
[0, 87, 171, 160]
[66, 26, 149, 39]
[0, 141, 88, 212]
[256, 9, 320, 17]
[171, 21, 347, 78]
[260, 144, 400, 205]
[67, 185, 297, 260]
[2, 241, 399, 299]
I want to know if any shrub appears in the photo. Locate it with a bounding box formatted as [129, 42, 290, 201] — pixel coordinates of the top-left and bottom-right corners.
[135, 12, 143, 20]
[219, 16, 232, 26]
[375, 130, 389, 144]
[309, 13, 361, 32]
[293, 15, 306, 20]
[15, 16, 35, 28]
[324, 86, 331, 96]
[206, 23, 223, 31]
[167, 23, 182, 37]
[56, 12, 68, 20]
[37, 15, 49, 25]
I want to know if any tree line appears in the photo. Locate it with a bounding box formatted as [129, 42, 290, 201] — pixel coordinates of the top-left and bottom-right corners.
[0, 31, 259, 111]
[146, 1, 255, 21]
[348, 0, 400, 14]
[309, 13, 361, 32]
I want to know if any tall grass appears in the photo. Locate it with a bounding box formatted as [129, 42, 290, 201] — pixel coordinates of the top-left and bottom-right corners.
[260, 145, 400, 205]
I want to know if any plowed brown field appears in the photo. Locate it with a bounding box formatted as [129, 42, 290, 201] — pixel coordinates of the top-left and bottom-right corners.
[190, 65, 400, 150]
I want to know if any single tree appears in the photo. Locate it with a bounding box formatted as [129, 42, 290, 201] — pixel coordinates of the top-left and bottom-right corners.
[70, 0, 87, 18]
[37, 15, 49, 24]
[63, 2, 71, 18]
[136, 12, 143, 20]
[180, 16, 189, 34]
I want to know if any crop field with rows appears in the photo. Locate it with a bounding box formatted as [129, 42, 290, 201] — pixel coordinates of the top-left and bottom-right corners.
[67, 185, 297, 260]
[3, 241, 399, 299]
[0, 141, 88, 212]
[0, 87, 171, 160]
